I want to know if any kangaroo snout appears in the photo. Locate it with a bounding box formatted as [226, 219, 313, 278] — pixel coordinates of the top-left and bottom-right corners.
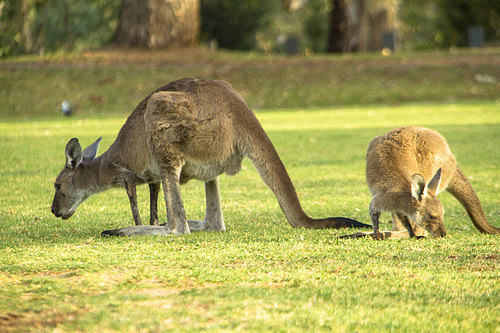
[51, 205, 61, 218]
[51, 207, 73, 219]
[430, 229, 446, 238]
[51, 203, 72, 219]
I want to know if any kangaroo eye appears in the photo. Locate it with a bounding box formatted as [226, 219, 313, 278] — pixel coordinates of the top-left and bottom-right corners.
[55, 183, 61, 190]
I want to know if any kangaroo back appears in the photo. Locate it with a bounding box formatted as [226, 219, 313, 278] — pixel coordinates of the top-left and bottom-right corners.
[366, 126, 456, 194]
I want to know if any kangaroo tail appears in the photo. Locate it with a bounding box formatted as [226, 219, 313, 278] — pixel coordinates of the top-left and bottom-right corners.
[447, 166, 499, 234]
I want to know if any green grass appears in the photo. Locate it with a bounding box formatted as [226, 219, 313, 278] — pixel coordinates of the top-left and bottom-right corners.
[0, 99, 499, 331]
[1, 48, 499, 119]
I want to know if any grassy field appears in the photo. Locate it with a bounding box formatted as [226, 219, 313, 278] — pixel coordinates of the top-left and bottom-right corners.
[1, 48, 499, 119]
[0, 49, 499, 332]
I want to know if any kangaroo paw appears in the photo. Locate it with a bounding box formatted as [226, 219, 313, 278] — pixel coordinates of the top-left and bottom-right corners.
[187, 220, 206, 231]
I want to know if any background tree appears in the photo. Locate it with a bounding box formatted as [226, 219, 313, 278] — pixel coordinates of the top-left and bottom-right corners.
[398, 0, 499, 49]
[326, 0, 348, 52]
[114, 0, 199, 49]
[0, 0, 121, 56]
[326, 0, 395, 53]
[357, 0, 395, 51]
[0, 0, 498, 57]
[200, 0, 277, 50]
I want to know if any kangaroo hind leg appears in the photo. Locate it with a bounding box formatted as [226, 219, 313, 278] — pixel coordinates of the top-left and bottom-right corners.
[161, 167, 190, 235]
[187, 177, 225, 232]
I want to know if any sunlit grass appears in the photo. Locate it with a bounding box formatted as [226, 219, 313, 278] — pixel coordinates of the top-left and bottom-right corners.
[0, 101, 498, 332]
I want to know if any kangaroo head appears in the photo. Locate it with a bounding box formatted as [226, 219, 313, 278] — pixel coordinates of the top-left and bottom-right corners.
[410, 168, 446, 237]
[51, 137, 101, 219]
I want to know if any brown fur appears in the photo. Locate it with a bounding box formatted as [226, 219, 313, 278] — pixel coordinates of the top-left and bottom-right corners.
[51, 78, 370, 235]
[342, 126, 498, 240]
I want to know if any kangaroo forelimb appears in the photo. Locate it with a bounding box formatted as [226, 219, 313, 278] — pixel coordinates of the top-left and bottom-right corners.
[149, 182, 160, 226]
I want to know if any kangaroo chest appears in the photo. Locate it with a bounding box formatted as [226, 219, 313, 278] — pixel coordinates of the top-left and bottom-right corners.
[138, 151, 244, 185]
[179, 152, 243, 184]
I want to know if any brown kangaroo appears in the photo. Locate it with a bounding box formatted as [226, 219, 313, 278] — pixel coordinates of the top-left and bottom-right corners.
[342, 126, 498, 240]
[51, 78, 370, 236]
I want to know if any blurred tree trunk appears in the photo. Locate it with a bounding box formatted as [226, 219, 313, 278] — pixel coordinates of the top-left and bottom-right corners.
[61, 0, 74, 51]
[326, 0, 396, 53]
[357, 0, 395, 52]
[114, 0, 199, 49]
[327, 0, 348, 52]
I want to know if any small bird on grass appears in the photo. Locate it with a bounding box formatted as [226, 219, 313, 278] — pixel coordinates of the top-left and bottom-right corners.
[61, 100, 72, 116]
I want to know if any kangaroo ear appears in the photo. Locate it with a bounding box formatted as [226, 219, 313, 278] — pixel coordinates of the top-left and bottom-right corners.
[427, 168, 442, 196]
[65, 138, 82, 169]
[411, 174, 427, 202]
[82, 137, 102, 161]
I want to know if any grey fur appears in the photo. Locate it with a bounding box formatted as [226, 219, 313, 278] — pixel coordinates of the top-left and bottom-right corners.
[51, 78, 370, 236]
[82, 137, 102, 161]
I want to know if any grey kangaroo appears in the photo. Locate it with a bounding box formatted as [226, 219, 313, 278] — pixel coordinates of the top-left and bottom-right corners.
[51, 78, 370, 236]
[342, 126, 498, 240]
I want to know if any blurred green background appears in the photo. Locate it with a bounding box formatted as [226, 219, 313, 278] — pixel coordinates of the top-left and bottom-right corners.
[1, 0, 498, 57]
